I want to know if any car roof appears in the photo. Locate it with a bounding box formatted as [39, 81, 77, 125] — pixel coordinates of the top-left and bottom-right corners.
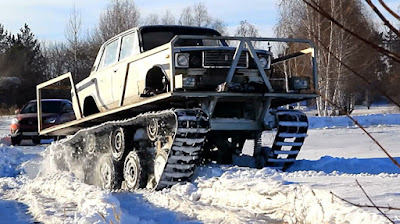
[138, 25, 221, 36]
[103, 25, 222, 46]
[27, 99, 72, 103]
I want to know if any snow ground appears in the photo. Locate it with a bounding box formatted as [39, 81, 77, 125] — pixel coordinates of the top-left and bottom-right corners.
[0, 107, 399, 223]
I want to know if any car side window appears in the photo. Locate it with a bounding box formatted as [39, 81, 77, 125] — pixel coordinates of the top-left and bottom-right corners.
[99, 40, 119, 69]
[119, 32, 139, 61]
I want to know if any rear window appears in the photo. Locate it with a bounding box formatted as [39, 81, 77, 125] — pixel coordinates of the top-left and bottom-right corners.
[140, 27, 224, 51]
[21, 101, 63, 114]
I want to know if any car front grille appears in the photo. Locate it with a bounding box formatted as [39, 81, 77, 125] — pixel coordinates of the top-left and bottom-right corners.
[203, 50, 248, 68]
[20, 118, 37, 125]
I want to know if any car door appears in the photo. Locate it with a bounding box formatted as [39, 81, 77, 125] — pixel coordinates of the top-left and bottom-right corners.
[94, 38, 120, 109]
[112, 31, 140, 105]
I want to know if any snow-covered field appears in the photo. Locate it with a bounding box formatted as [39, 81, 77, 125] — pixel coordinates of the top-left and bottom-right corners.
[0, 107, 399, 223]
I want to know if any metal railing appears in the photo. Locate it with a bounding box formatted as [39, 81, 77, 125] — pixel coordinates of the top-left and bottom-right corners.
[168, 35, 318, 93]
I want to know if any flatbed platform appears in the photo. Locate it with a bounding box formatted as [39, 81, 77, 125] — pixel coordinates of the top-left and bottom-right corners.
[39, 91, 317, 136]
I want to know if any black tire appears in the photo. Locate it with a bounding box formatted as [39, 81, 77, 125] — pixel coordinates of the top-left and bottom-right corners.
[11, 136, 22, 146]
[32, 136, 41, 145]
[123, 151, 147, 190]
[95, 154, 121, 190]
[110, 127, 132, 162]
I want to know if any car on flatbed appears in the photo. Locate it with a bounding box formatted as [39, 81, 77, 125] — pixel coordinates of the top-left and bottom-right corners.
[73, 25, 286, 116]
[10, 99, 75, 145]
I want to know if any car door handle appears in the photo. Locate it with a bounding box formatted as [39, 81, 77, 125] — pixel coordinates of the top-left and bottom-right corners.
[113, 68, 118, 72]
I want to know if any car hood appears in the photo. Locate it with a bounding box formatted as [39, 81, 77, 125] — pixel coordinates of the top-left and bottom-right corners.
[16, 113, 58, 120]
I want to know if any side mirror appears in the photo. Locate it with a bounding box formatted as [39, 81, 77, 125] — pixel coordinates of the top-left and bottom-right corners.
[14, 109, 20, 114]
[61, 106, 73, 114]
[61, 109, 72, 114]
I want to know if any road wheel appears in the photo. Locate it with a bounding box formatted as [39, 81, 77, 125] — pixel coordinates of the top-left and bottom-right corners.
[123, 150, 147, 190]
[146, 118, 159, 141]
[96, 154, 121, 190]
[154, 150, 168, 184]
[11, 136, 22, 146]
[110, 127, 131, 162]
[32, 136, 41, 145]
[84, 134, 98, 155]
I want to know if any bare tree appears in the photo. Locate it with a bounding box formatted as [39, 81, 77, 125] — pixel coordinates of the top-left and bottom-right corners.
[43, 41, 68, 79]
[235, 20, 259, 37]
[160, 10, 176, 25]
[210, 19, 228, 35]
[97, 0, 140, 42]
[145, 13, 160, 25]
[178, 6, 195, 26]
[65, 5, 81, 80]
[276, 0, 382, 116]
[177, 2, 225, 33]
[192, 3, 212, 27]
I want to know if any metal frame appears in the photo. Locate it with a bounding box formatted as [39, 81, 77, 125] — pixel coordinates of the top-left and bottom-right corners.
[169, 35, 318, 93]
[36, 72, 82, 133]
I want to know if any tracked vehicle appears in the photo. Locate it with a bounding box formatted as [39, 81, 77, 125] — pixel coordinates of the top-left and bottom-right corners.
[36, 25, 318, 190]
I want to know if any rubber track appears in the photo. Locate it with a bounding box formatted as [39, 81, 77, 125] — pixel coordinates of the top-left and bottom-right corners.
[157, 109, 209, 189]
[267, 110, 308, 170]
[57, 108, 209, 190]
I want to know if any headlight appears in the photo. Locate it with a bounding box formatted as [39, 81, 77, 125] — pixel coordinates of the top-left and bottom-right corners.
[44, 117, 57, 124]
[183, 76, 196, 88]
[11, 118, 19, 125]
[176, 53, 189, 68]
[259, 57, 268, 68]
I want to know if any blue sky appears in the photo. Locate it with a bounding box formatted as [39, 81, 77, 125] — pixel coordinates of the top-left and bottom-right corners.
[0, 0, 398, 42]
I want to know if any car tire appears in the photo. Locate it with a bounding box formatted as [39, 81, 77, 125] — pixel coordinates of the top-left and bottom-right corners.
[32, 137, 41, 145]
[11, 136, 22, 146]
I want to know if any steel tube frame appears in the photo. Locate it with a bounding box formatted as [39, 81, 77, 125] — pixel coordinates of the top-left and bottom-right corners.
[36, 72, 82, 134]
[169, 35, 318, 92]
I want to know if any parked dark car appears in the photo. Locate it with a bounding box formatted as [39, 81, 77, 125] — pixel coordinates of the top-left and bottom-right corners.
[10, 99, 75, 145]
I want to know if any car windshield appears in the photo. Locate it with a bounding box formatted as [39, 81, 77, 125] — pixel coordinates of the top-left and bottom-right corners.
[141, 27, 224, 51]
[20, 101, 63, 114]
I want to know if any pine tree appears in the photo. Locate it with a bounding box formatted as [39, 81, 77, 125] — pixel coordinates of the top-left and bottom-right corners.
[6, 24, 47, 105]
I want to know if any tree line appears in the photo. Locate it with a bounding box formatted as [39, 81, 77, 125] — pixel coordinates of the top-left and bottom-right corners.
[276, 0, 400, 115]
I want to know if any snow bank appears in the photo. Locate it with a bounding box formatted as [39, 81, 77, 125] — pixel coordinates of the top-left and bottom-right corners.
[0, 141, 147, 224]
[144, 166, 388, 224]
[0, 173, 124, 224]
[309, 113, 400, 129]
[0, 145, 35, 177]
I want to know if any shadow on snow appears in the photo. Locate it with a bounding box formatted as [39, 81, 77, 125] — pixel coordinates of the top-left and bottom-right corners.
[288, 156, 400, 174]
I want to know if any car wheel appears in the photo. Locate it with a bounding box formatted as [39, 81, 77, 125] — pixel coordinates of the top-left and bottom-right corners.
[11, 136, 22, 146]
[32, 137, 41, 145]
